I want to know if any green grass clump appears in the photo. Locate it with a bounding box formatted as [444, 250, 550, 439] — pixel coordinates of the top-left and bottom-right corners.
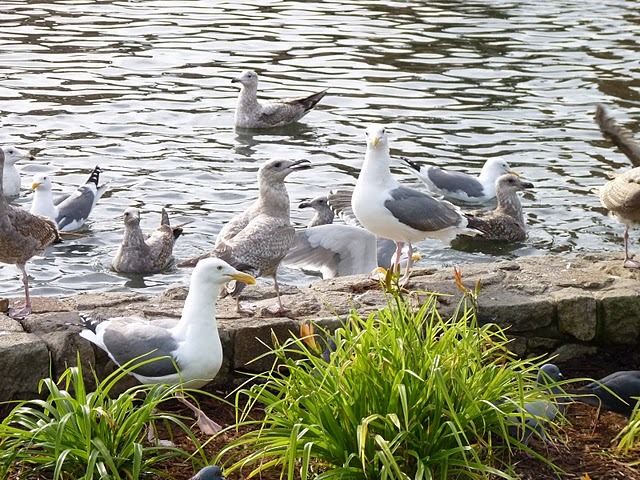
[615, 402, 640, 460]
[0, 356, 208, 479]
[218, 287, 559, 480]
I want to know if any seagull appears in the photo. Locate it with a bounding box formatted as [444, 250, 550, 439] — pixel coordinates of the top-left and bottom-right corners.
[460, 174, 534, 243]
[298, 196, 335, 227]
[178, 159, 311, 315]
[30, 166, 108, 232]
[566, 370, 640, 418]
[599, 166, 640, 268]
[508, 363, 565, 446]
[112, 208, 186, 274]
[595, 104, 640, 168]
[189, 466, 225, 480]
[232, 70, 327, 129]
[0, 148, 61, 319]
[401, 156, 514, 203]
[79, 257, 255, 433]
[352, 125, 476, 285]
[1, 145, 33, 198]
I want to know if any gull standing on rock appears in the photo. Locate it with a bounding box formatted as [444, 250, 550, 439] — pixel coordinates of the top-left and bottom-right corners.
[2, 146, 33, 198]
[599, 166, 640, 268]
[401, 156, 514, 203]
[460, 174, 533, 243]
[79, 258, 255, 434]
[30, 166, 108, 232]
[112, 208, 185, 274]
[232, 70, 326, 129]
[0, 149, 61, 319]
[352, 125, 476, 285]
[179, 159, 311, 315]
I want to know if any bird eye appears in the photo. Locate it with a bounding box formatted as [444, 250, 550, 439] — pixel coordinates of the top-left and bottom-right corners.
[217, 265, 222, 270]
[274, 161, 282, 168]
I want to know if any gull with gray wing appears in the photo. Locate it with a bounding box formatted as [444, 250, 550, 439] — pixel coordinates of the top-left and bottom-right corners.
[232, 70, 326, 129]
[30, 166, 108, 232]
[1, 145, 33, 198]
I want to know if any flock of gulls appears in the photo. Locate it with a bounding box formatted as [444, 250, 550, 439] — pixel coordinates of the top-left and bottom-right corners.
[2, 71, 640, 474]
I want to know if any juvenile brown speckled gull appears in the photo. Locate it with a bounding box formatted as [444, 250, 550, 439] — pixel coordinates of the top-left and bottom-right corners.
[0, 148, 60, 319]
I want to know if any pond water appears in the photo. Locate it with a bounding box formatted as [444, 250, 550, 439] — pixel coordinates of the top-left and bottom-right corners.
[1, 0, 640, 298]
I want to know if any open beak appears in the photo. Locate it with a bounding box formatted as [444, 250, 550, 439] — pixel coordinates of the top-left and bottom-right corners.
[31, 182, 41, 190]
[226, 272, 256, 285]
[288, 159, 311, 171]
[521, 181, 534, 189]
[299, 201, 311, 209]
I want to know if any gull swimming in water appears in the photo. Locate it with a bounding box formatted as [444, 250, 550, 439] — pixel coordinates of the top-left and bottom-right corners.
[232, 70, 326, 129]
[460, 174, 533, 243]
[0, 148, 61, 319]
[352, 125, 476, 285]
[179, 159, 311, 315]
[112, 208, 186, 274]
[79, 258, 255, 434]
[401, 156, 514, 203]
[599, 166, 640, 268]
[1, 146, 33, 198]
[30, 166, 108, 232]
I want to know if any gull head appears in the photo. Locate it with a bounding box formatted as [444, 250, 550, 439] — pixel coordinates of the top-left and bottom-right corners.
[2, 145, 34, 165]
[482, 158, 513, 178]
[122, 207, 141, 227]
[299, 196, 329, 211]
[31, 173, 53, 191]
[258, 159, 312, 184]
[191, 465, 225, 480]
[192, 258, 256, 289]
[365, 125, 389, 150]
[231, 70, 259, 87]
[495, 174, 533, 194]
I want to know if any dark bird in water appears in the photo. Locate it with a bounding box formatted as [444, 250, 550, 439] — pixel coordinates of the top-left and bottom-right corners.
[232, 70, 326, 129]
[0, 148, 61, 319]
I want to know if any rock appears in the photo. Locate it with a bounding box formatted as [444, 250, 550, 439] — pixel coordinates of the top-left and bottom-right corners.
[553, 290, 597, 341]
[233, 317, 300, 372]
[551, 344, 598, 363]
[0, 333, 49, 401]
[477, 295, 555, 332]
[597, 289, 640, 345]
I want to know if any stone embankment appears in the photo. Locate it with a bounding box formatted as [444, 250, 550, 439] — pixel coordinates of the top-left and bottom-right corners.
[2, 252, 640, 402]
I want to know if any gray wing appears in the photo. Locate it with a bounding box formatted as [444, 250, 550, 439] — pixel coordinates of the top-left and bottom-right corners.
[0, 207, 60, 264]
[56, 185, 97, 230]
[376, 237, 397, 267]
[258, 90, 326, 127]
[327, 189, 362, 227]
[595, 104, 640, 168]
[283, 225, 378, 278]
[145, 226, 176, 272]
[427, 168, 485, 198]
[215, 209, 252, 246]
[54, 193, 71, 206]
[464, 213, 526, 242]
[384, 186, 463, 232]
[102, 321, 181, 378]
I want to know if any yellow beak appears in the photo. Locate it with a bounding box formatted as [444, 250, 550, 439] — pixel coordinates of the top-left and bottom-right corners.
[227, 272, 256, 285]
[507, 171, 520, 178]
[371, 137, 380, 147]
[31, 182, 41, 190]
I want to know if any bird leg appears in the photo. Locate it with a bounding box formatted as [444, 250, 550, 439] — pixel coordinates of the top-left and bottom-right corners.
[623, 227, 640, 268]
[399, 243, 414, 286]
[392, 242, 404, 274]
[267, 275, 290, 315]
[7, 264, 32, 320]
[175, 392, 222, 435]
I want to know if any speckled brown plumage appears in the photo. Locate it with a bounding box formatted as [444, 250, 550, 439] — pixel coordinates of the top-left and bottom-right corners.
[178, 159, 311, 315]
[595, 104, 640, 168]
[0, 149, 60, 318]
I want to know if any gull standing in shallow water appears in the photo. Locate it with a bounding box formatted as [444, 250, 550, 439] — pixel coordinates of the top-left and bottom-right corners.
[401, 156, 514, 203]
[79, 258, 255, 433]
[112, 208, 185, 274]
[352, 125, 476, 285]
[179, 159, 311, 315]
[30, 166, 108, 232]
[0, 148, 61, 319]
[460, 174, 533, 243]
[2, 146, 33, 198]
[232, 70, 326, 129]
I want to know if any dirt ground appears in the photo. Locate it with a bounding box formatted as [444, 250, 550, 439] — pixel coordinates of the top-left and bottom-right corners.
[156, 350, 640, 480]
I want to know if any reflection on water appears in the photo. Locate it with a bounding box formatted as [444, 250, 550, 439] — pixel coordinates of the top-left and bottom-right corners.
[1, 0, 640, 297]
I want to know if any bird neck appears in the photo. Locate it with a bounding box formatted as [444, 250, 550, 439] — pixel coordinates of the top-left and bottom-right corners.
[31, 187, 58, 217]
[237, 84, 259, 109]
[175, 283, 220, 335]
[0, 161, 6, 208]
[358, 146, 396, 190]
[257, 181, 290, 217]
[122, 222, 147, 248]
[495, 191, 524, 224]
[309, 209, 334, 227]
